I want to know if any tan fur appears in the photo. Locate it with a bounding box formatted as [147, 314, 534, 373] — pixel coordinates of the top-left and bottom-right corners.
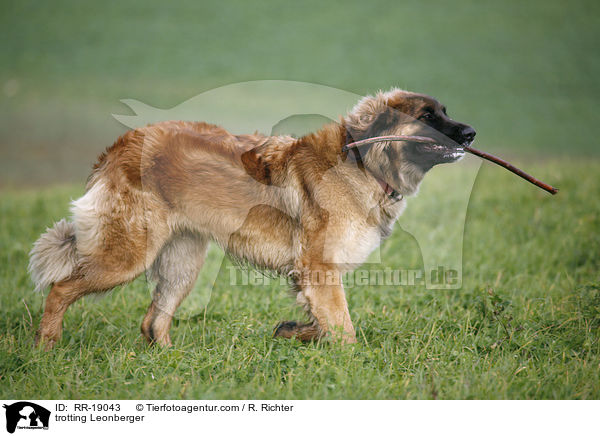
[29, 219, 77, 293]
[30, 88, 473, 348]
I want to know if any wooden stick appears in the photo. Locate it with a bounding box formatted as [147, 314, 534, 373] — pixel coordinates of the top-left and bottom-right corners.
[463, 145, 558, 195]
[343, 135, 559, 195]
[341, 135, 437, 153]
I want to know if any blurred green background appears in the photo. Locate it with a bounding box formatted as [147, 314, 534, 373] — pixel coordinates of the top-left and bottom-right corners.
[1, 0, 598, 186]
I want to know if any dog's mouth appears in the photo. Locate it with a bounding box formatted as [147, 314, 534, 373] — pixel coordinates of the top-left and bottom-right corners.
[417, 139, 472, 162]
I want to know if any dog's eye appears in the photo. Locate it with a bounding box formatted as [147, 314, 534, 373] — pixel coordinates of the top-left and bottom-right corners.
[419, 112, 434, 121]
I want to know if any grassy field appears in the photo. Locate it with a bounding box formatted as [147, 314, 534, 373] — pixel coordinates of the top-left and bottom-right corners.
[1, 0, 599, 400]
[1, 159, 598, 399]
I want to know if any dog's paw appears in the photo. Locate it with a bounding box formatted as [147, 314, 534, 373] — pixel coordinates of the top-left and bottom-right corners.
[34, 332, 57, 351]
[273, 321, 320, 341]
[273, 321, 299, 338]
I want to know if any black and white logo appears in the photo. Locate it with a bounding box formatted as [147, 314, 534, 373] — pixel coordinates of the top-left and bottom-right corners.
[3, 402, 50, 434]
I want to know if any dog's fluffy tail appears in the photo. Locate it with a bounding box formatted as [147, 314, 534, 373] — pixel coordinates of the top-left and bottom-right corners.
[28, 219, 78, 292]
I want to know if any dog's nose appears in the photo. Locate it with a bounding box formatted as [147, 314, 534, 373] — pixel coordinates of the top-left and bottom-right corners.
[461, 126, 476, 142]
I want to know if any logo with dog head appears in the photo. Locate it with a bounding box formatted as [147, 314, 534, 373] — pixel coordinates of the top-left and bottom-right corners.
[3, 402, 50, 433]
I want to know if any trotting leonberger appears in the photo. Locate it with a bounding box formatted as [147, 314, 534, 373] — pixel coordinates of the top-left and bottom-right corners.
[29, 88, 475, 348]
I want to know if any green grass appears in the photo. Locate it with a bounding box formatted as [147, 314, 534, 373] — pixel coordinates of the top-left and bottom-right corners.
[1, 160, 599, 399]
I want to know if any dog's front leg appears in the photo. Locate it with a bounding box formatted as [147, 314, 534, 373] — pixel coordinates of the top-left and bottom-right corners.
[274, 267, 357, 344]
[298, 266, 356, 344]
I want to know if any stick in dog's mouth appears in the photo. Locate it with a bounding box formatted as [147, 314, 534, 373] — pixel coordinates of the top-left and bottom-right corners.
[342, 135, 559, 195]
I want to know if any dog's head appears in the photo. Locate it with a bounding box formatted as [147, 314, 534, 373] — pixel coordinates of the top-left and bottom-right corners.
[343, 88, 475, 196]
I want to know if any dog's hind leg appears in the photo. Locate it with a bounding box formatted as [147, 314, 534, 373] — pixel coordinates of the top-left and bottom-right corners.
[35, 224, 168, 350]
[36, 278, 87, 350]
[141, 232, 208, 346]
[36, 265, 146, 350]
[36, 248, 162, 349]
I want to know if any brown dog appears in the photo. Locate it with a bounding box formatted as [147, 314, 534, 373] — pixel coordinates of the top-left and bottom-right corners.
[29, 88, 475, 348]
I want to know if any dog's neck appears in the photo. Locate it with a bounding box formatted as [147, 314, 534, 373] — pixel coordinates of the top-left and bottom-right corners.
[292, 122, 426, 198]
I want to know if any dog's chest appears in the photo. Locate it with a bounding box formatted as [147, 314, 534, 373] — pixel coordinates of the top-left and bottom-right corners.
[324, 199, 405, 267]
[319, 218, 386, 268]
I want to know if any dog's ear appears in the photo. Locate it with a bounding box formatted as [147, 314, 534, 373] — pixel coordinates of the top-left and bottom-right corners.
[365, 108, 397, 138]
[344, 108, 397, 162]
[241, 147, 271, 185]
